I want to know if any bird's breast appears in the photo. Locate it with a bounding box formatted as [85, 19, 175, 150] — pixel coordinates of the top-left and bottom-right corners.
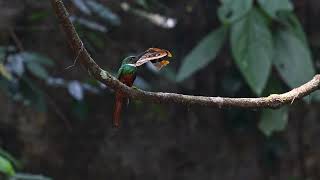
[119, 74, 136, 87]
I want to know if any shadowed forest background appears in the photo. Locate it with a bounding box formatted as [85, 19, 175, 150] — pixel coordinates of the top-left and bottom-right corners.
[0, 0, 320, 179]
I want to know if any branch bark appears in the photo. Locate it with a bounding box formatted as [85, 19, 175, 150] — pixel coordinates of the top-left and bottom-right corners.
[50, 0, 320, 109]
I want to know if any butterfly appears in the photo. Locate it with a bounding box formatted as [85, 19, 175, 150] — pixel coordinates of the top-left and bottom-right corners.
[135, 48, 172, 70]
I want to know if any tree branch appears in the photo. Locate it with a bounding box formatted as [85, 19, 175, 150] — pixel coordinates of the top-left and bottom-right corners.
[50, 0, 320, 109]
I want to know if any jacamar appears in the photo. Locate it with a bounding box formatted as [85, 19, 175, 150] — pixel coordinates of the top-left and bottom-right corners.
[113, 48, 172, 127]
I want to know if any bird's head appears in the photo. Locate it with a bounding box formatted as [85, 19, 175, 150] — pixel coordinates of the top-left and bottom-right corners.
[121, 48, 172, 70]
[121, 56, 138, 66]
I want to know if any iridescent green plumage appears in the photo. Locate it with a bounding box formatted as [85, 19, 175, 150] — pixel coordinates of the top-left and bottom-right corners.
[117, 56, 137, 77]
[113, 56, 138, 127]
[112, 48, 172, 127]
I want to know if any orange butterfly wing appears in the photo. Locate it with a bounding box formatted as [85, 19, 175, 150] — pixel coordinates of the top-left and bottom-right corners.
[135, 48, 171, 66]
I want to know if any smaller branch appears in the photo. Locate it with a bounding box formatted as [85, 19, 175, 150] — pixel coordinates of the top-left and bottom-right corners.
[50, 0, 320, 109]
[65, 41, 84, 69]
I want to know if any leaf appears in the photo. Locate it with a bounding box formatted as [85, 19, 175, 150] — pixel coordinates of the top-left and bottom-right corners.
[70, 16, 107, 32]
[218, 0, 253, 24]
[0, 155, 15, 176]
[130, 9, 177, 29]
[273, 30, 315, 90]
[176, 26, 227, 82]
[26, 62, 49, 80]
[86, 1, 121, 26]
[68, 81, 84, 101]
[257, 0, 293, 18]
[231, 8, 273, 95]
[259, 77, 288, 137]
[259, 107, 288, 137]
[0, 63, 12, 80]
[0, 149, 22, 170]
[6, 54, 25, 77]
[276, 13, 320, 101]
[71, 0, 92, 15]
[21, 52, 54, 67]
[135, 0, 149, 9]
[277, 12, 307, 45]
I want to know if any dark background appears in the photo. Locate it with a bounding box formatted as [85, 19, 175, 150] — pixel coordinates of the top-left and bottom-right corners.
[1, 0, 320, 179]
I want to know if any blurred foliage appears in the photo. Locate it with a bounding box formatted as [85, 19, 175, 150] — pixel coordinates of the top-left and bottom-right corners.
[0, 46, 105, 118]
[257, 0, 293, 18]
[176, 0, 317, 136]
[259, 107, 288, 137]
[71, 0, 121, 27]
[176, 26, 227, 82]
[86, 1, 121, 26]
[0, 154, 15, 177]
[0, 148, 51, 180]
[218, 0, 253, 24]
[0, 47, 53, 112]
[258, 77, 289, 136]
[273, 30, 315, 91]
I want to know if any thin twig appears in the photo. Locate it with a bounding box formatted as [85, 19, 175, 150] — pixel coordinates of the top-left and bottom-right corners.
[50, 0, 320, 109]
[45, 93, 73, 132]
[9, 28, 24, 51]
[65, 41, 84, 70]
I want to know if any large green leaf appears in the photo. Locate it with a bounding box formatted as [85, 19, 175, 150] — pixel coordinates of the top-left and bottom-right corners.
[257, 0, 293, 18]
[277, 12, 307, 45]
[258, 107, 288, 137]
[0, 155, 15, 176]
[231, 8, 273, 95]
[176, 26, 227, 82]
[218, 0, 253, 24]
[273, 30, 315, 89]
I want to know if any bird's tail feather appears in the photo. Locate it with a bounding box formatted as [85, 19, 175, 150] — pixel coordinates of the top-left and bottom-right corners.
[113, 93, 123, 128]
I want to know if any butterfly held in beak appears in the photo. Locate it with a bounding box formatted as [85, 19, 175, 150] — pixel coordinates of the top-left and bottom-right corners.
[135, 48, 172, 70]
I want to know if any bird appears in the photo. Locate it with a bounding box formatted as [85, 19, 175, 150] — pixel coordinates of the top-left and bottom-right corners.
[113, 48, 172, 127]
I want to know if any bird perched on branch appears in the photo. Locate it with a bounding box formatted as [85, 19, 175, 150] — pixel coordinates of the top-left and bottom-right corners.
[113, 48, 172, 127]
